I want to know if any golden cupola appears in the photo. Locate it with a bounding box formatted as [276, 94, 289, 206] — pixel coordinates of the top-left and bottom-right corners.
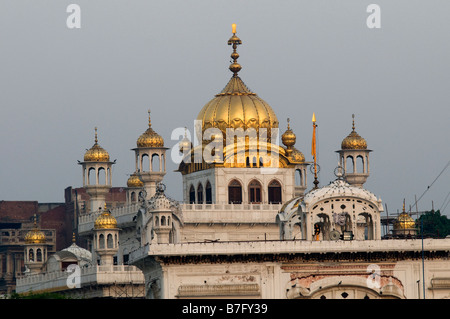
[84, 127, 110, 162]
[341, 114, 367, 150]
[137, 110, 164, 148]
[127, 173, 144, 188]
[196, 24, 279, 142]
[25, 217, 46, 244]
[394, 200, 416, 231]
[94, 204, 118, 229]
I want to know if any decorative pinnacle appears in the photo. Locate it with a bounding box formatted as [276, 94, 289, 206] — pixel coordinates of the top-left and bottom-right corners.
[352, 114, 355, 131]
[94, 127, 98, 144]
[287, 118, 291, 130]
[148, 110, 152, 128]
[228, 23, 242, 77]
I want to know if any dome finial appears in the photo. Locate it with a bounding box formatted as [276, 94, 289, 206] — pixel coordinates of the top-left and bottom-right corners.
[287, 118, 291, 130]
[352, 114, 355, 131]
[94, 127, 98, 144]
[148, 109, 152, 128]
[228, 23, 242, 77]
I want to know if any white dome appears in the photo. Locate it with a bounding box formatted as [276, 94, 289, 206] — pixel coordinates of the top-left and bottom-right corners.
[62, 243, 92, 263]
[303, 179, 381, 208]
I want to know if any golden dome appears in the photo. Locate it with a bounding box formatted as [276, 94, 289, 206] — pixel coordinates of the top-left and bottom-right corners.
[25, 218, 46, 244]
[394, 200, 416, 230]
[341, 114, 367, 150]
[127, 173, 144, 188]
[282, 119, 296, 147]
[137, 110, 164, 148]
[290, 147, 305, 163]
[196, 25, 279, 142]
[394, 212, 416, 230]
[94, 205, 117, 229]
[84, 128, 110, 162]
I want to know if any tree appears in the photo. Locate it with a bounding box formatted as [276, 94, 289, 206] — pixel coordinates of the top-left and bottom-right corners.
[417, 210, 450, 238]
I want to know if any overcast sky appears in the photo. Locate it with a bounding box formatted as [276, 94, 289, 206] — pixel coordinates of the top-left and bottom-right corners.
[0, 0, 449, 217]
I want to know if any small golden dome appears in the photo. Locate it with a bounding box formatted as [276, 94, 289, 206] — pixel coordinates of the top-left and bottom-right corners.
[94, 205, 117, 229]
[394, 213, 416, 230]
[137, 110, 164, 148]
[341, 115, 367, 150]
[25, 218, 46, 244]
[127, 173, 144, 188]
[282, 118, 296, 147]
[84, 128, 110, 162]
[394, 200, 416, 230]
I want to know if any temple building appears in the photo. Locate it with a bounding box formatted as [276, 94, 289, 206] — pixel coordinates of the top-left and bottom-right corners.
[14, 25, 450, 299]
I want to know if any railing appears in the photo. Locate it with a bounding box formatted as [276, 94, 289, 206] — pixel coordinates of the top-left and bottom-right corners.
[16, 264, 145, 293]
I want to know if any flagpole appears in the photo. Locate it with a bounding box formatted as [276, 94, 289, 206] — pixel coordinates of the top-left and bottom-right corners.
[312, 113, 319, 189]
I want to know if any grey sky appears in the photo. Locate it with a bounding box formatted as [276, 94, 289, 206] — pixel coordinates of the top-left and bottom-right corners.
[0, 0, 449, 217]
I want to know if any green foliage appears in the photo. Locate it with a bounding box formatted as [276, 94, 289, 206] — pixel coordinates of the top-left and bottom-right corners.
[417, 210, 450, 238]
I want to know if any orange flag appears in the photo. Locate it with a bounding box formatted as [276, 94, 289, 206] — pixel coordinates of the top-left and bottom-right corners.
[311, 113, 316, 158]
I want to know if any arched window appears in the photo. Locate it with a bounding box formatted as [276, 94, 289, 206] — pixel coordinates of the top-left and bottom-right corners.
[197, 183, 204, 204]
[29, 249, 34, 262]
[205, 181, 212, 204]
[189, 185, 195, 204]
[346, 156, 354, 174]
[88, 168, 96, 185]
[228, 180, 242, 204]
[268, 180, 282, 204]
[141, 154, 150, 172]
[161, 216, 166, 226]
[295, 169, 302, 186]
[99, 234, 105, 249]
[155, 216, 159, 227]
[356, 155, 364, 173]
[107, 234, 114, 248]
[36, 248, 42, 262]
[248, 180, 262, 203]
[152, 154, 160, 172]
[98, 167, 106, 185]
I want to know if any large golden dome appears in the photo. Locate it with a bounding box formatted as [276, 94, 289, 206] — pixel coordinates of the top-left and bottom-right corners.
[137, 111, 164, 148]
[84, 128, 110, 162]
[341, 115, 367, 150]
[196, 26, 278, 140]
[94, 205, 118, 229]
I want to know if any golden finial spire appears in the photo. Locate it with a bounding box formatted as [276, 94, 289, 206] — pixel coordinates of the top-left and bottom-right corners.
[72, 232, 76, 243]
[94, 127, 98, 144]
[148, 109, 152, 128]
[352, 114, 355, 131]
[228, 23, 242, 77]
[287, 118, 291, 130]
[403, 198, 406, 212]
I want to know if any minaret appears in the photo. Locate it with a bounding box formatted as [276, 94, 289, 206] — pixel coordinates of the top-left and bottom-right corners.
[336, 114, 372, 187]
[93, 204, 119, 265]
[132, 110, 167, 199]
[24, 215, 47, 274]
[80, 127, 115, 213]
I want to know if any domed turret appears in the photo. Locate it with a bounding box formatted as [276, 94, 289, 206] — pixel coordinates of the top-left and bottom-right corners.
[94, 204, 118, 229]
[341, 115, 367, 150]
[25, 225, 46, 244]
[336, 115, 372, 188]
[127, 173, 144, 188]
[137, 110, 164, 148]
[84, 127, 110, 162]
[393, 200, 417, 237]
